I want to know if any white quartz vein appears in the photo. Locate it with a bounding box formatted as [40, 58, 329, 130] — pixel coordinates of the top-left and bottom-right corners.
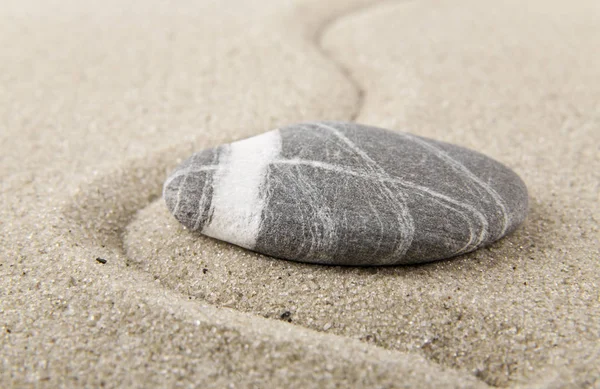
[201, 130, 282, 250]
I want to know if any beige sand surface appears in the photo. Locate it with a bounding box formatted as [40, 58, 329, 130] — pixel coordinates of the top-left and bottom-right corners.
[1, 0, 598, 387]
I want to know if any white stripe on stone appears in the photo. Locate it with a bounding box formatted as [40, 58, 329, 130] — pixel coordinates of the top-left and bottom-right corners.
[201, 129, 282, 250]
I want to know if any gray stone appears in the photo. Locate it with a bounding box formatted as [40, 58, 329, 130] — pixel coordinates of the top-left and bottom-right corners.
[163, 122, 528, 265]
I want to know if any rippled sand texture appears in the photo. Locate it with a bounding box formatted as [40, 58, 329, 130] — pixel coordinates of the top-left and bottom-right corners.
[1, 0, 599, 388]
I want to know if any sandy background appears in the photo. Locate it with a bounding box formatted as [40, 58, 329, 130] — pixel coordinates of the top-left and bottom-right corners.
[1, 0, 599, 387]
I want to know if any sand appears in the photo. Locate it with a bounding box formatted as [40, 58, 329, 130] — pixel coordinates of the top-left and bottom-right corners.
[1, 0, 598, 387]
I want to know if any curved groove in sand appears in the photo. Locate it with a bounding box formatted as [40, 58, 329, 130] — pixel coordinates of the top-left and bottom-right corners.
[314, 11, 366, 121]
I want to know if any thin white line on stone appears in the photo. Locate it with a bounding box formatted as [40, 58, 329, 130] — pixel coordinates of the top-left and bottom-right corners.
[168, 155, 206, 217]
[192, 152, 220, 231]
[402, 134, 509, 237]
[163, 164, 219, 191]
[201, 130, 282, 250]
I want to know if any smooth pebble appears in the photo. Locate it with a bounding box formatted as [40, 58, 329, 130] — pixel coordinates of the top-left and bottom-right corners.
[163, 122, 528, 265]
